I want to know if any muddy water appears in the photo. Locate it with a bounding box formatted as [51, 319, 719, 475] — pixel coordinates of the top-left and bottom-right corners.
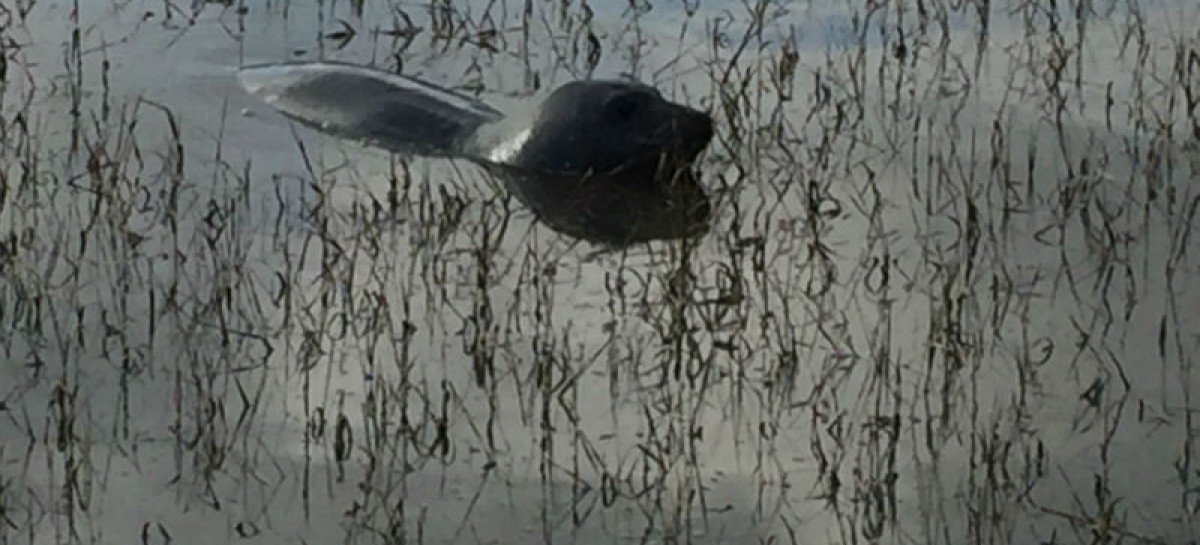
[2, 1, 1199, 544]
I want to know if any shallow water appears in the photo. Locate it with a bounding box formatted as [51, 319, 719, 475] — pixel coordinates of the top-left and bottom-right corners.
[2, 1, 1199, 544]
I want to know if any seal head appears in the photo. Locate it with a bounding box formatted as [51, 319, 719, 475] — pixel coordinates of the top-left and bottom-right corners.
[477, 79, 713, 244]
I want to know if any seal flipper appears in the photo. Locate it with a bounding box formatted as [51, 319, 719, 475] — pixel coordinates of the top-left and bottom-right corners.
[238, 61, 503, 158]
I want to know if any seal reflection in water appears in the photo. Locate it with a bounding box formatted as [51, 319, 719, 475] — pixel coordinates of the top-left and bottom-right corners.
[237, 61, 714, 246]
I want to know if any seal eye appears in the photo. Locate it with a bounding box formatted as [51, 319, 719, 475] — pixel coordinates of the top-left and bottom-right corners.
[605, 92, 643, 123]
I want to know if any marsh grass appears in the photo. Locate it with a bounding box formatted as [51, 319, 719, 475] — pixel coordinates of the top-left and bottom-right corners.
[1, 0, 1198, 544]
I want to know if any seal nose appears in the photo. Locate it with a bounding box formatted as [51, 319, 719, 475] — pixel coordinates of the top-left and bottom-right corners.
[676, 108, 714, 158]
[693, 110, 714, 143]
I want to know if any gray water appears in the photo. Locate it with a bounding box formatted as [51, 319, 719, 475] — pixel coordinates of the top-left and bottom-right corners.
[1, 1, 1198, 544]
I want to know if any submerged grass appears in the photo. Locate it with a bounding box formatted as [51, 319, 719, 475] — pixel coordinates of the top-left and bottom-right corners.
[1, 0, 1198, 544]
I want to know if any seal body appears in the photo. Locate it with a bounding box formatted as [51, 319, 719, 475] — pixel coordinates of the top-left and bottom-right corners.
[238, 61, 713, 245]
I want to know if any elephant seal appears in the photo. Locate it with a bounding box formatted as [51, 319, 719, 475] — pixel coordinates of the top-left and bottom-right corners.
[236, 61, 714, 245]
